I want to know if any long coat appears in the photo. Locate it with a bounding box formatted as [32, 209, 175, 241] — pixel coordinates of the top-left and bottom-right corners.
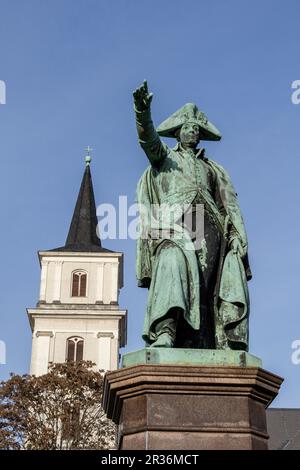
[136, 145, 251, 350]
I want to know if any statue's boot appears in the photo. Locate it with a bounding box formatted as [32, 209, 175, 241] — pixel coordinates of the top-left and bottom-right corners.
[151, 310, 179, 348]
[151, 332, 174, 348]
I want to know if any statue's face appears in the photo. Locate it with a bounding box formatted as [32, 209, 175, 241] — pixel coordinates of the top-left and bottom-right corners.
[179, 122, 201, 148]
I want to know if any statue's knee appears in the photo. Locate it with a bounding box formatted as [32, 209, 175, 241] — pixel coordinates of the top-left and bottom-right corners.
[158, 244, 185, 267]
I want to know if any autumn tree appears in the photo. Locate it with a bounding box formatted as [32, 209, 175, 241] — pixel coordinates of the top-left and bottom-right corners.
[0, 361, 116, 450]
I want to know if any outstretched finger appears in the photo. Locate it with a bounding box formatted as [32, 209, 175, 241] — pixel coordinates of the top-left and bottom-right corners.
[143, 79, 148, 93]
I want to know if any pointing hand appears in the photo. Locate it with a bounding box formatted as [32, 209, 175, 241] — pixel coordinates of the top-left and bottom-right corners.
[133, 80, 153, 111]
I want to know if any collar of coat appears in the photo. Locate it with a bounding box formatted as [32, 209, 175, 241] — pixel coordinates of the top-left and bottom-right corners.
[173, 142, 206, 159]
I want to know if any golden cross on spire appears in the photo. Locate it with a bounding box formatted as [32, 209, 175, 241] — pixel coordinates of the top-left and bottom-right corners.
[85, 146, 93, 166]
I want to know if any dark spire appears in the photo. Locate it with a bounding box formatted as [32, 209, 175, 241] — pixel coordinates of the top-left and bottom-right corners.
[50, 153, 112, 253]
[64, 164, 101, 250]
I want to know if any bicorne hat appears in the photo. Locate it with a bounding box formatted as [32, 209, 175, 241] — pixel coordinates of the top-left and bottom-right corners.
[156, 103, 221, 141]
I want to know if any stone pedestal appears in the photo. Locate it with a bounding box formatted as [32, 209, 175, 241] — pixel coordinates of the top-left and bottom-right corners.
[102, 350, 283, 450]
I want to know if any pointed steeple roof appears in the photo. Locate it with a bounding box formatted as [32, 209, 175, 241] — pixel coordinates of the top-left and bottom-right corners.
[50, 155, 112, 253]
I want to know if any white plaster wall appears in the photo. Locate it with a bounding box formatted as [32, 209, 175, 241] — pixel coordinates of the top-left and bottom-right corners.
[30, 334, 52, 376]
[29, 315, 122, 374]
[33, 316, 118, 332]
[97, 334, 113, 371]
[42, 257, 120, 305]
[53, 332, 98, 363]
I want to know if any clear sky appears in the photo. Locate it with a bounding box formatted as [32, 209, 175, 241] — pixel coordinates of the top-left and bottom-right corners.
[1, 0, 300, 407]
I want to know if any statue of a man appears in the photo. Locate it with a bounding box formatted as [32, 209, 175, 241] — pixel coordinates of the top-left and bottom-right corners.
[133, 81, 252, 351]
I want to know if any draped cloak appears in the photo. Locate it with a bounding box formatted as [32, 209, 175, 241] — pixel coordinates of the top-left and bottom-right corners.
[136, 148, 252, 350]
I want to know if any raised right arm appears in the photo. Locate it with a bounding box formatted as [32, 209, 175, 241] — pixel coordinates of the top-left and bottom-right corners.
[133, 81, 168, 166]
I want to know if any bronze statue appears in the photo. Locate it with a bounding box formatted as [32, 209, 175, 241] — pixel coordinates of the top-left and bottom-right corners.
[134, 81, 251, 350]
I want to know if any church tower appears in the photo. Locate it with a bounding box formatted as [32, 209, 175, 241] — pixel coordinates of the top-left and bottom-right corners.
[27, 153, 127, 376]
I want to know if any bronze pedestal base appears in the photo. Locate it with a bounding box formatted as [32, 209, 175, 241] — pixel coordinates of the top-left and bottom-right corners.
[102, 364, 283, 450]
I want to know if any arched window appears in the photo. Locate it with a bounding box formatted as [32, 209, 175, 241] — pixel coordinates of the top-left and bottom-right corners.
[71, 271, 87, 297]
[66, 337, 84, 362]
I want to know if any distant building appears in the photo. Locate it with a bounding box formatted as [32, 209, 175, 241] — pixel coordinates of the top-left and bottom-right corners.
[27, 156, 127, 375]
[267, 408, 300, 450]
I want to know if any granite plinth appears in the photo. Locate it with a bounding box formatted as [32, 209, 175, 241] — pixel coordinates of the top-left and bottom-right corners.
[103, 358, 283, 450]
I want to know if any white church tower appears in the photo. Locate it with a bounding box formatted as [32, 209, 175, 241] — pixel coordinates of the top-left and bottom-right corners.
[27, 153, 127, 376]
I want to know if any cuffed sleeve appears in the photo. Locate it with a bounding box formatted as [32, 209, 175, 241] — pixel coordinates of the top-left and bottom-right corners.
[135, 107, 168, 166]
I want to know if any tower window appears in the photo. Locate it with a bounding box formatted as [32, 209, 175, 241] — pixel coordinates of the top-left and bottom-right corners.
[71, 271, 87, 297]
[66, 337, 84, 362]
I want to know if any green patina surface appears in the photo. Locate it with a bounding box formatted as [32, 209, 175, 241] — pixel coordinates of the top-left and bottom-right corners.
[133, 80, 252, 351]
[122, 348, 262, 368]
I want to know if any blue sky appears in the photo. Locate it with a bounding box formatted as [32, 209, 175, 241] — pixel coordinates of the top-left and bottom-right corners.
[1, 0, 300, 407]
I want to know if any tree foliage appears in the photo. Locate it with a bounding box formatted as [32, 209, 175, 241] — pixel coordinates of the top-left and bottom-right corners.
[0, 361, 116, 450]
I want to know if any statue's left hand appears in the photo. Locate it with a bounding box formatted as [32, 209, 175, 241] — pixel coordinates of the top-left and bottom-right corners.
[230, 238, 244, 257]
